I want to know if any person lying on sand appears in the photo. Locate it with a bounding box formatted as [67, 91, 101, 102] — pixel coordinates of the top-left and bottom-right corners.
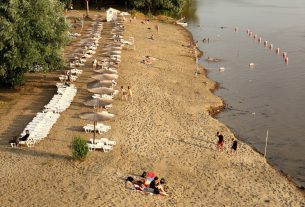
[142, 59, 152, 65]
[145, 56, 157, 61]
[141, 56, 157, 65]
[126, 177, 165, 195]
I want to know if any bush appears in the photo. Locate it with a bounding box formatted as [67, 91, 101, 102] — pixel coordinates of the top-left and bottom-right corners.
[71, 136, 89, 161]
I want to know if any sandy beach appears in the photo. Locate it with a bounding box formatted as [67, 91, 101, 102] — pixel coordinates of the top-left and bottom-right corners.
[0, 11, 304, 207]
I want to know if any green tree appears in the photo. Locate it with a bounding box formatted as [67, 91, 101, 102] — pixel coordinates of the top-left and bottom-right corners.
[0, 0, 69, 87]
[130, 0, 186, 14]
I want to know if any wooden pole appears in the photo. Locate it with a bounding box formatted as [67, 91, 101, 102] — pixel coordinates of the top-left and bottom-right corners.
[93, 120, 96, 143]
[86, 0, 89, 17]
[264, 129, 269, 158]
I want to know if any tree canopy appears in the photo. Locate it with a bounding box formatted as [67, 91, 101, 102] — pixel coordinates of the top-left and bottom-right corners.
[68, 0, 189, 16]
[0, 0, 69, 87]
[130, 0, 187, 14]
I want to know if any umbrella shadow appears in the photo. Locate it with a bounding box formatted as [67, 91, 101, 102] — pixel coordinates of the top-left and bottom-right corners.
[67, 125, 84, 133]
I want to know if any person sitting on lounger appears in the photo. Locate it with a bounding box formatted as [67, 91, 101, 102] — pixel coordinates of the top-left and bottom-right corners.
[19, 130, 30, 141]
[142, 56, 156, 65]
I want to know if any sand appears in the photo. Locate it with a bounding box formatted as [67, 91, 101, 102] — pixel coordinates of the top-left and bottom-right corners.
[0, 10, 304, 207]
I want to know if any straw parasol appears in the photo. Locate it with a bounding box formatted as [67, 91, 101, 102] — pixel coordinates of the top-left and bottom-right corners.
[88, 87, 115, 95]
[91, 74, 118, 81]
[79, 111, 114, 143]
[84, 98, 113, 108]
[87, 80, 113, 89]
[102, 47, 122, 51]
[94, 69, 117, 74]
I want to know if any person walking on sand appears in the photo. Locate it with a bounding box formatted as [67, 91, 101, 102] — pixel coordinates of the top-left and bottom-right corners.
[216, 132, 224, 151]
[155, 24, 159, 33]
[121, 86, 128, 101]
[231, 138, 238, 154]
[92, 59, 97, 69]
[127, 86, 133, 102]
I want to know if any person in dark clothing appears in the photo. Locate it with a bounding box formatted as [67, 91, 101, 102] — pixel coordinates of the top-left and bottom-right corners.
[149, 177, 168, 196]
[19, 130, 30, 141]
[149, 177, 160, 189]
[231, 139, 238, 154]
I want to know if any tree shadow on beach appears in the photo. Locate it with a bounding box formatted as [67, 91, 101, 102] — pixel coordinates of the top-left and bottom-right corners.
[0, 146, 72, 161]
[0, 114, 34, 146]
[170, 137, 212, 151]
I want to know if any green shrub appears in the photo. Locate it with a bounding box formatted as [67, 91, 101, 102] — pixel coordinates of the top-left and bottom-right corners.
[71, 136, 89, 161]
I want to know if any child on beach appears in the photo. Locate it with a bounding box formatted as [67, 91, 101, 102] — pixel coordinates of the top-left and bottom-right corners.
[216, 132, 224, 151]
[127, 86, 133, 102]
[121, 86, 128, 101]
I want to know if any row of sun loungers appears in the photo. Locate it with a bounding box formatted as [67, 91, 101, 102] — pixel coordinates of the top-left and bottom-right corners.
[14, 17, 107, 148]
[19, 112, 60, 147]
[44, 85, 77, 113]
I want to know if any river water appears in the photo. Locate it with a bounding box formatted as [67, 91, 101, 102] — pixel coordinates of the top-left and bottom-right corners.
[184, 0, 305, 186]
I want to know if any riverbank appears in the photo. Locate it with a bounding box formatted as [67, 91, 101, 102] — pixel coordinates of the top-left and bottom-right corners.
[0, 10, 304, 206]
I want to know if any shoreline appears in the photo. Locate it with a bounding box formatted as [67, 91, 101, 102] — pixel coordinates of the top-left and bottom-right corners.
[182, 24, 305, 190]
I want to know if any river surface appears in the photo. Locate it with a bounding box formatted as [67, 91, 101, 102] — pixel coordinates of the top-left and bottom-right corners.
[184, 0, 305, 186]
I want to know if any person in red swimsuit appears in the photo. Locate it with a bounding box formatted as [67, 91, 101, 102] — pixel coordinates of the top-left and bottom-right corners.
[216, 132, 224, 151]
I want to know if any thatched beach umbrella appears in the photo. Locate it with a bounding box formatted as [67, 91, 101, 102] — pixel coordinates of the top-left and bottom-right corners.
[79, 111, 114, 143]
[94, 69, 118, 74]
[102, 47, 122, 51]
[87, 80, 113, 89]
[91, 74, 118, 81]
[88, 87, 115, 95]
[84, 98, 113, 107]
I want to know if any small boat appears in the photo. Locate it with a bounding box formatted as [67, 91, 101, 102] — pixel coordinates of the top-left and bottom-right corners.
[176, 17, 188, 27]
[176, 21, 188, 27]
[219, 67, 225, 72]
